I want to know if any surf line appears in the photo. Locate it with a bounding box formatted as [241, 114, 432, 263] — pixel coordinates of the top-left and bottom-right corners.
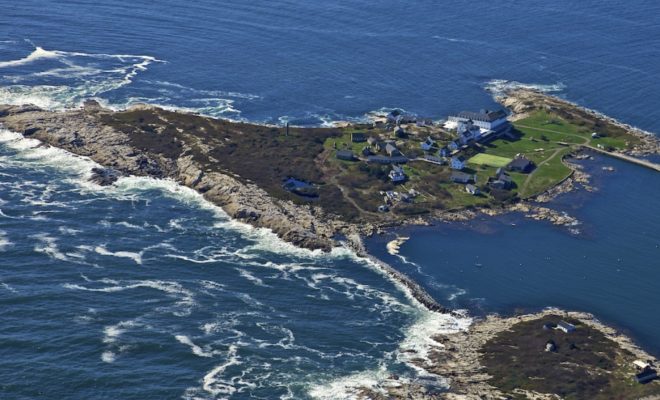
[344, 233, 453, 315]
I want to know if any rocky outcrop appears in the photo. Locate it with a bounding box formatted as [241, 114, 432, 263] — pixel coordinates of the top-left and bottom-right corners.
[359, 309, 660, 399]
[0, 102, 339, 251]
[498, 88, 660, 156]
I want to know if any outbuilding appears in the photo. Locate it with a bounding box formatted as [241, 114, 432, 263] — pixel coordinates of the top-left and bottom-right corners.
[451, 156, 466, 170]
[389, 165, 406, 183]
[508, 156, 535, 173]
[557, 320, 576, 333]
[351, 132, 367, 143]
[465, 184, 479, 195]
[451, 171, 474, 184]
[386, 143, 402, 157]
[636, 369, 658, 384]
[336, 150, 355, 161]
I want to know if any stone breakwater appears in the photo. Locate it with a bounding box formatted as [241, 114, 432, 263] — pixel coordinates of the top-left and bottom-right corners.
[346, 234, 449, 314]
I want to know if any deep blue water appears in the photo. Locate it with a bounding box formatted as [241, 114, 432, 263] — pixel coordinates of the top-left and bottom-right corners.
[1, 1, 660, 399]
[367, 154, 660, 355]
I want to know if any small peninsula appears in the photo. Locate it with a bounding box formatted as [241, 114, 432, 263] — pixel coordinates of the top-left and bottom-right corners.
[358, 309, 660, 399]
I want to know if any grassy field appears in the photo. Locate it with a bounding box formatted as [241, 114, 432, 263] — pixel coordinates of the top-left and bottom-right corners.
[468, 153, 512, 168]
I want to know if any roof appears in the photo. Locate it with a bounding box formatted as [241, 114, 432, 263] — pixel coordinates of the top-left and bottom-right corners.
[455, 110, 507, 123]
[466, 184, 478, 191]
[508, 157, 533, 169]
[451, 171, 473, 182]
[634, 360, 651, 370]
[558, 320, 576, 330]
[367, 155, 408, 164]
[452, 155, 466, 162]
[636, 369, 657, 382]
[499, 174, 512, 183]
[336, 150, 354, 159]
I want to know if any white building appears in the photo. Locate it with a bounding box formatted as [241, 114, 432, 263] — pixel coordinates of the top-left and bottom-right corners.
[389, 165, 406, 182]
[448, 109, 508, 132]
[457, 120, 482, 144]
[557, 320, 576, 333]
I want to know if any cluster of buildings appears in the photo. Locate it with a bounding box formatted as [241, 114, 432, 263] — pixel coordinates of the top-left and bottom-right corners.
[332, 107, 538, 208]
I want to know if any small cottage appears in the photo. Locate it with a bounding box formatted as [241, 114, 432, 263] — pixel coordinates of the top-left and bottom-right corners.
[361, 146, 373, 156]
[389, 165, 406, 183]
[439, 146, 451, 158]
[451, 171, 474, 184]
[421, 137, 435, 151]
[351, 132, 367, 143]
[451, 156, 466, 170]
[386, 143, 402, 157]
[465, 184, 479, 195]
[508, 156, 535, 173]
[394, 126, 406, 138]
[457, 120, 482, 144]
[544, 340, 557, 352]
[557, 320, 576, 333]
[336, 150, 355, 161]
[636, 369, 658, 384]
[448, 141, 459, 151]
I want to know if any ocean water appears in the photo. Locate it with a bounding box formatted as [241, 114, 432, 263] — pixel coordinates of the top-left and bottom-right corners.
[367, 154, 660, 355]
[1, 1, 660, 398]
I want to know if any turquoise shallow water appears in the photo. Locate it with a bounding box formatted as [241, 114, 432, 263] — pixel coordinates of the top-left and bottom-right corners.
[1, 0, 660, 398]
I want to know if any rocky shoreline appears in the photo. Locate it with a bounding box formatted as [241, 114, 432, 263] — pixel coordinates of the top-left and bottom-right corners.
[0, 102, 348, 252]
[2, 93, 660, 399]
[1, 90, 657, 313]
[358, 309, 660, 399]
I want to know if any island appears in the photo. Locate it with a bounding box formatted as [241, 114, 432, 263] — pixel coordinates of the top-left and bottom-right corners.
[1, 89, 657, 254]
[2, 88, 660, 398]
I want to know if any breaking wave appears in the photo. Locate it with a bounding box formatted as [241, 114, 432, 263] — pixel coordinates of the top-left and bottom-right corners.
[485, 79, 566, 98]
[0, 125, 473, 398]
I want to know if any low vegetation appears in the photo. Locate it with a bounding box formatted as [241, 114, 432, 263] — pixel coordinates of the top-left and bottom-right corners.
[482, 315, 660, 400]
[99, 102, 642, 224]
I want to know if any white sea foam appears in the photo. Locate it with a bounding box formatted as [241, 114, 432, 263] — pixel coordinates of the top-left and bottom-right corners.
[0, 46, 61, 68]
[103, 322, 132, 344]
[2, 123, 473, 397]
[101, 350, 116, 363]
[0, 45, 162, 110]
[94, 245, 143, 265]
[307, 364, 394, 400]
[0, 230, 12, 251]
[236, 268, 268, 287]
[1, 282, 17, 293]
[175, 335, 217, 358]
[485, 79, 566, 98]
[202, 345, 242, 397]
[32, 233, 69, 261]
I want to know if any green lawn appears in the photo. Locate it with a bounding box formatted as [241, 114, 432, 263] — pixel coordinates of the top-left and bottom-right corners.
[468, 153, 512, 168]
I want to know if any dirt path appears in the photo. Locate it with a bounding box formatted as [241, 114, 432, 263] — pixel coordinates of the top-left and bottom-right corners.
[515, 124, 590, 145]
[519, 147, 566, 197]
